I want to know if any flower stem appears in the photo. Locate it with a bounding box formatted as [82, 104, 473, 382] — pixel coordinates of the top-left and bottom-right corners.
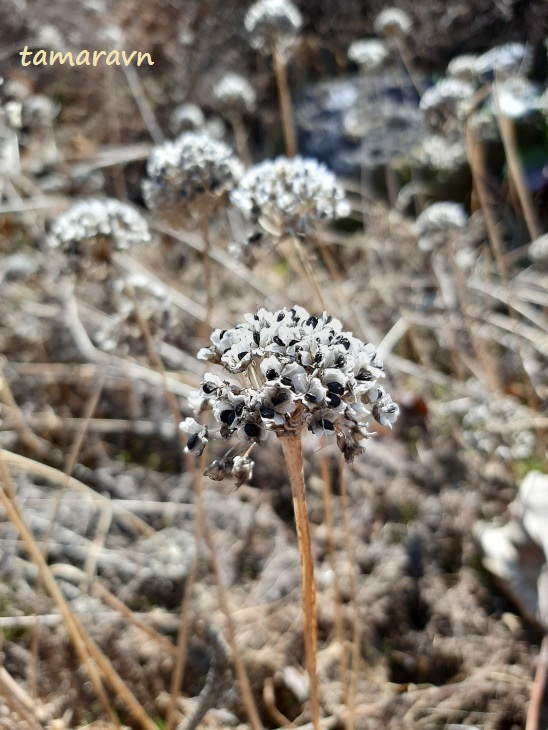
[278, 432, 321, 730]
[272, 44, 297, 158]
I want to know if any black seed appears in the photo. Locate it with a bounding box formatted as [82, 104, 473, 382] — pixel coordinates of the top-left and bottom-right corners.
[260, 406, 275, 418]
[281, 376, 292, 387]
[288, 339, 299, 346]
[314, 352, 323, 364]
[253, 331, 260, 345]
[220, 410, 235, 425]
[237, 350, 248, 360]
[202, 382, 216, 394]
[208, 177, 220, 191]
[244, 423, 260, 438]
[356, 370, 373, 381]
[335, 355, 346, 368]
[254, 313, 259, 320]
[306, 316, 318, 327]
[321, 419, 334, 430]
[186, 433, 199, 451]
[235, 403, 244, 416]
[305, 393, 317, 403]
[219, 330, 226, 339]
[272, 391, 289, 406]
[249, 232, 262, 243]
[266, 369, 278, 381]
[327, 393, 341, 407]
[327, 381, 344, 395]
[274, 336, 285, 347]
[339, 337, 350, 350]
[277, 312, 285, 321]
[325, 315, 332, 323]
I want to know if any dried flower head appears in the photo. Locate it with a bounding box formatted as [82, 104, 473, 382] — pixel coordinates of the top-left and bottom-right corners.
[93, 273, 178, 358]
[48, 198, 151, 265]
[446, 54, 479, 83]
[420, 77, 475, 131]
[412, 134, 468, 173]
[244, 0, 302, 58]
[416, 202, 468, 251]
[142, 132, 243, 219]
[475, 43, 529, 80]
[373, 8, 412, 38]
[169, 104, 205, 134]
[348, 39, 388, 72]
[492, 76, 542, 120]
[212, 73, 257, 116]
[462, 396, 536, 462]
[229, 156, 350, 263]
[181, 305, 399, 484]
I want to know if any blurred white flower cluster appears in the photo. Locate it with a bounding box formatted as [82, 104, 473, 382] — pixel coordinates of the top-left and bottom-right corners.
[463, 396, 536, 463]
[212, 73, 256, 115]
[348, 39, 388, 72]
[416, 202, 468, 251]
[373, 8, 412, 39]
[244, 0, 302, 57]
[229, 156, 350, 263]
[181, 305, 399, 484]
[93, 274, 177, 358]
[142, 132, 243, 217]
[48, 198, 150, 264]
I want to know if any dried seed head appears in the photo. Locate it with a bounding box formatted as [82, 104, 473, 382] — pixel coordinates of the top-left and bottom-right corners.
[93, 274, 179, 358]
[184, 306, 399, 484]
[416, 202, 467, 251]
[169, 104, 205, 134]
[212, 73, 257, 116]
[142, 131, 243, 219]
[447, 54, 479, 83]
[373, 8, 412, 38]
[348, 39, 389, 71]
[48, 198, 150, 265]
[420, 77, 476, 130]
[244, 0, 302, 56]
[230, 156, 350, 263]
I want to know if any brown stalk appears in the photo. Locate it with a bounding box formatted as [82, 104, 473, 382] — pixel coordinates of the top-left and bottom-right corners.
[495, 107, 542, 243]
[272, 44, 297, 158]
[278, 431, 321, 730]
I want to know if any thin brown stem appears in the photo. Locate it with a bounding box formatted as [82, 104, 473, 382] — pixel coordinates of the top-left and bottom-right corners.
[278, 432, 321, 730]
[272, 44, 297, 158]
[496, 109, 542, 243]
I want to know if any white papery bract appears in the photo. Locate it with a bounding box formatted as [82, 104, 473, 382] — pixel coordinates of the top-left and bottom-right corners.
[48, 198, 150, 261]
[182, 306, 399, 483]
[348, 39, 388, 71]
[244, 0, 302, 56]
[142, 132, 243, 216]
[213, 73, 257, 115]
[230, 156, 350, 263]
